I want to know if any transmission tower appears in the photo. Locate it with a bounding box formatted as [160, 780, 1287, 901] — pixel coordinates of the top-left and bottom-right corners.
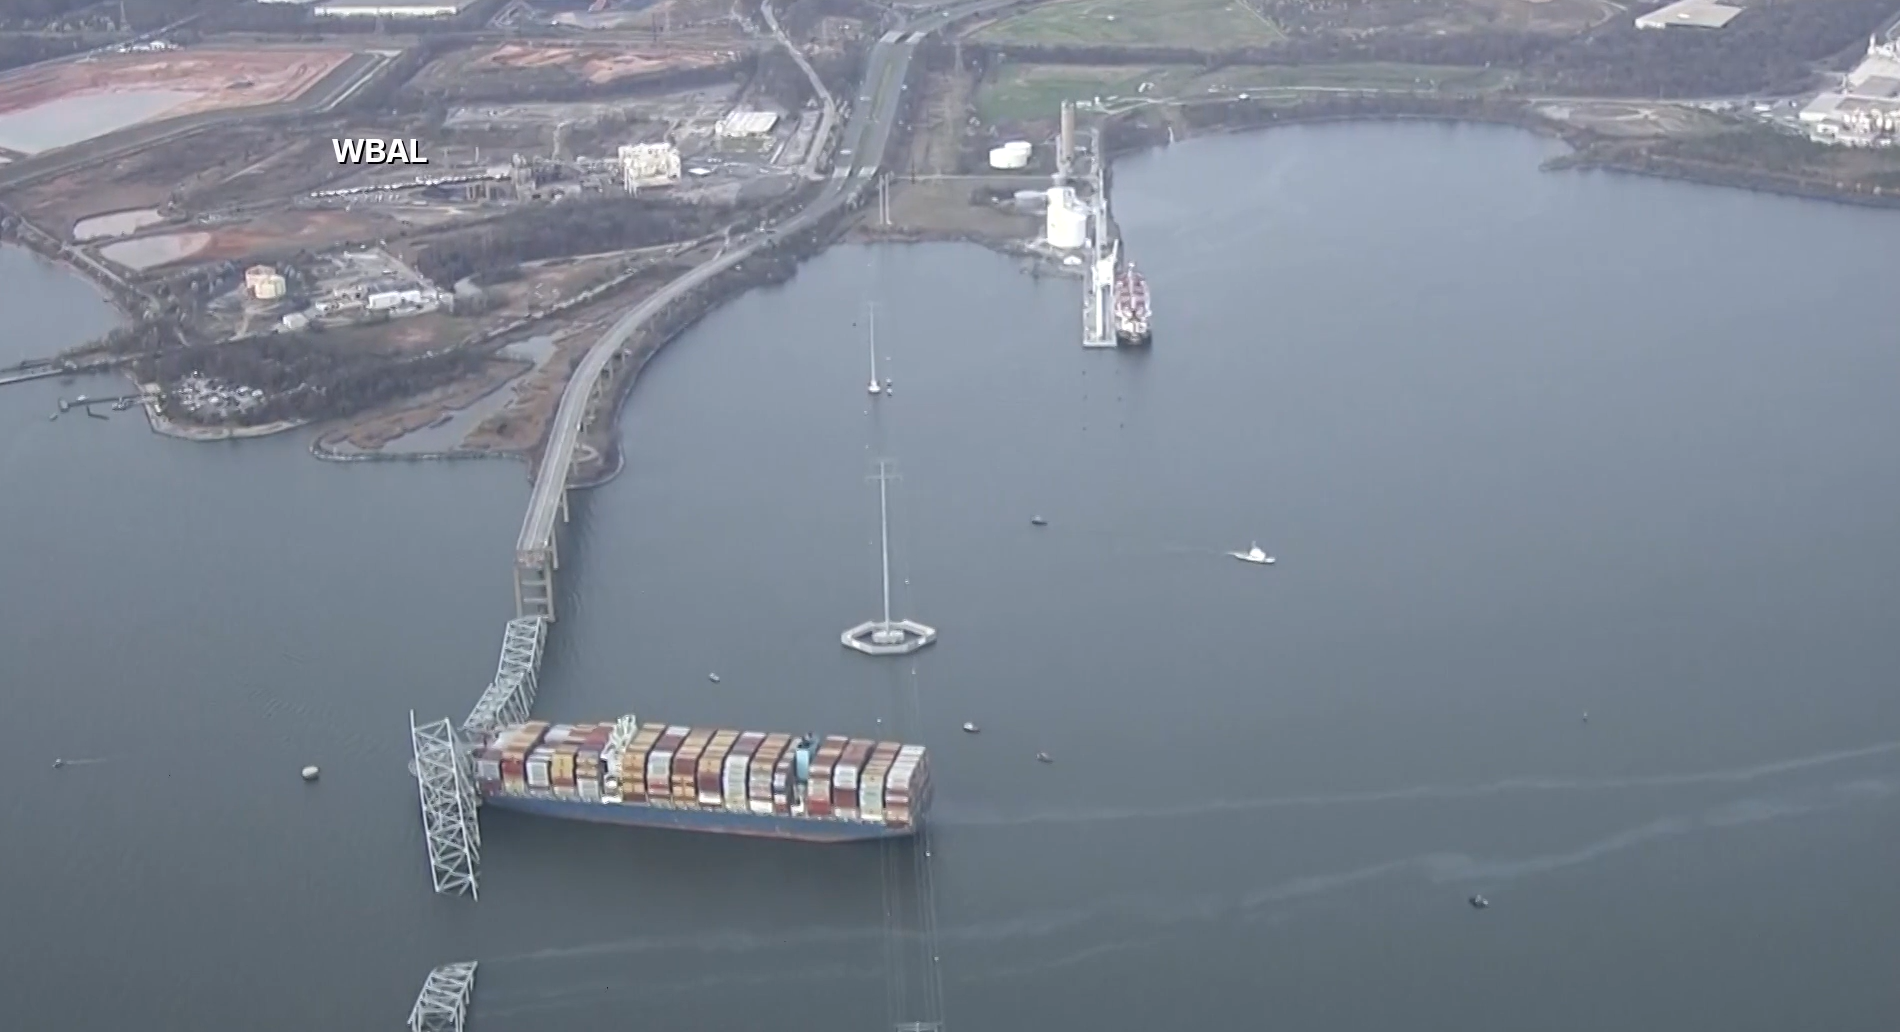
[407, 961, 477, 1032]
[409, 712, 481, 898]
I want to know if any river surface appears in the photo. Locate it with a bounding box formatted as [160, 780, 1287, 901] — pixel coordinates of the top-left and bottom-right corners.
[3, 122, 1897, 1032]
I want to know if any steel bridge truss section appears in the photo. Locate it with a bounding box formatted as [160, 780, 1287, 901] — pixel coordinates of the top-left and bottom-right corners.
[462, 616, 547, 735]
[407, 961, 478, 1032]
[409, 712, 481, 898]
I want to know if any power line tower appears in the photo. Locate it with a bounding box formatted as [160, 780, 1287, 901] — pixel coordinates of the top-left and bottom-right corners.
[842, 459, 936, 655]
[409, 711, 481, 898]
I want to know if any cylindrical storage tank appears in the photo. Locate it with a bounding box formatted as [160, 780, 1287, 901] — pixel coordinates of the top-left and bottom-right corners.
[1045, 190, 1087, 250]
[988, 140, 1032, 169]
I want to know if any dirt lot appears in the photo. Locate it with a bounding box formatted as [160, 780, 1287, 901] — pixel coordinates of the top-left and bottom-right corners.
[0, 45, 355, 119]
[3, 121, 287, 229]
[415, 42, 741, 89]
[1538, 101, 1725, 138]
[850, 179, 1041, 241]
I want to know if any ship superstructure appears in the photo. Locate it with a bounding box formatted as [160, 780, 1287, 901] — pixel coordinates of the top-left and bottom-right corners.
[471, 716, 931, 842]
[1114, 263, 1151, 346]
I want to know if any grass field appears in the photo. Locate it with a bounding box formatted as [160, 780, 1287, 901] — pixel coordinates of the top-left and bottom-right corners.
[971, 0, 1286, 49]
[976, 63, 1512, 123]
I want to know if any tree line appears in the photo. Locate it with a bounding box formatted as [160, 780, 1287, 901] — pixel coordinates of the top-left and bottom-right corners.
[408, 195, 730, 285]
[138, 330, 489, 426]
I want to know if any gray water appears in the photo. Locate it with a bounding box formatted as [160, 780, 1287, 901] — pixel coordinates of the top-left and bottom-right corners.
[3, 122, 1896, 1032]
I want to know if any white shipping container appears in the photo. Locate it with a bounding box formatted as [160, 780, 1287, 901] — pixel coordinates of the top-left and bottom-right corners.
[723, 752, 751, 791]
[646, 749, 673, 787]
[836, 763, 860, 790]
[578, 779, 602, 802]
[750, 798, 774, 815]
[526, 760, 550, 788]
[477, 760, 501, 781]
[698, 787, 722, 807]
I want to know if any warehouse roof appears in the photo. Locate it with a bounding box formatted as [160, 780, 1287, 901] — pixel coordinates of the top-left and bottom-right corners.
[1633, 0, 1744, 29]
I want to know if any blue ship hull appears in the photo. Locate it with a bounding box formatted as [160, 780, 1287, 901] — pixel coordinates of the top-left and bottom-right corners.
[480, 792, 916, 842]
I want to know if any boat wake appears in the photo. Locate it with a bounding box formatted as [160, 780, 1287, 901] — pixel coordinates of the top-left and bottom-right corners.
[483, 774, 1896, 997]
[939, 739, 1900, 829]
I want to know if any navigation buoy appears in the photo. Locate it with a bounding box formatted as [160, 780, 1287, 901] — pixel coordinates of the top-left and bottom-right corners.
[301, 765, 320, 782]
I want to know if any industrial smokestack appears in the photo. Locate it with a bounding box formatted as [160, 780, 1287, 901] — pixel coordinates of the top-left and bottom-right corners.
[1058, 101, 1076, 180]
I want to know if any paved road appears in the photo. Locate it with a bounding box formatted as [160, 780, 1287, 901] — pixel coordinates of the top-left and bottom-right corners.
[515, 0, 1029, 560]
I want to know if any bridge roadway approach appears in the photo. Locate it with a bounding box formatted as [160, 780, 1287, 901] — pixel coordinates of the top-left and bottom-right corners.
[511, 0, 1027, 621]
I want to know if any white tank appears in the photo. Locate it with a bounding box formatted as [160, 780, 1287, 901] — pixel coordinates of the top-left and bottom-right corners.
[1044, 187, 1087, 250]
[988, 140, 1032, 169]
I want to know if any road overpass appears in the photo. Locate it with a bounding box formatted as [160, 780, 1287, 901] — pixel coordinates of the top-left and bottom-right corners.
[510, 0, 1026, 622]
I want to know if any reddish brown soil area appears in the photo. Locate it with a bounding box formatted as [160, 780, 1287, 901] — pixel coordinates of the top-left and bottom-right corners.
[0, 46, 355, 119]
[466, 42, 736, 84]
[190, 209, 412, 263]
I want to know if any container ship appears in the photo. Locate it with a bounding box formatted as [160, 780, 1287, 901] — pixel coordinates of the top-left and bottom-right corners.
[1114, 263, 1152, 346]
[471, 716, 931, 842]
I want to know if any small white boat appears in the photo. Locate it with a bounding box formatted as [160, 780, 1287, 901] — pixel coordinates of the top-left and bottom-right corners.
[867, 379, 883, 395]
[708, 673, 721, 683]
[962, 722, 980, 733]
[1230, 542, 1275, 565]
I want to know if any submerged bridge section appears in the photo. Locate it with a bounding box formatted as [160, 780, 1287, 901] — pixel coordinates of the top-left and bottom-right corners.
[407, 961, 478, 1032]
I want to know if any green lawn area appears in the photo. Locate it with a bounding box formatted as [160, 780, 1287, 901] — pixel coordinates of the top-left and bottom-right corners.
[975, 63, 1512, 124]
[971, 0, 1286, 50]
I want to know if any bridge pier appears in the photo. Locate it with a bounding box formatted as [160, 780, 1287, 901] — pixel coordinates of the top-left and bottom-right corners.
[514, 544, 557, 622]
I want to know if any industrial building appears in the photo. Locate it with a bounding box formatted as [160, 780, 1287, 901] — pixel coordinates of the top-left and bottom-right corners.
[1800, 37, 1900, 145]
[311, 0, 477, 16]
[618, 142, 681, 191]
[244, 265, 286, 301]
[716, 110, 780, 137]
[1634, 0, 1743, 30]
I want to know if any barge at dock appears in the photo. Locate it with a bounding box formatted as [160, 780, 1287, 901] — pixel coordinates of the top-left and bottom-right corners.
[1115, 263, 1152, 346]
[472, 716, 932, 842]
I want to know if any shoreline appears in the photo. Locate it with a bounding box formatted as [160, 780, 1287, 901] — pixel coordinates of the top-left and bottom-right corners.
[12, 97, 1898, 470]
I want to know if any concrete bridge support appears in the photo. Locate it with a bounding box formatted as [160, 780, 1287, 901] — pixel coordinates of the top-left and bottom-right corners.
[513, 491, 565, 622]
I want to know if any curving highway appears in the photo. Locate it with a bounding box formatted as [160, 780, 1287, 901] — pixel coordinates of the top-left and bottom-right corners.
[512, 0, 1028, 615]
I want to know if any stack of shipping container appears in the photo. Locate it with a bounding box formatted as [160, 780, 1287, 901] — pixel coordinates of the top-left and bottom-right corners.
[473, 716, 930, 831]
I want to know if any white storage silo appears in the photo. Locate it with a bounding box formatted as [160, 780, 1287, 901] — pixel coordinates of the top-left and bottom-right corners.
[1044, 187, 1087, 250]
